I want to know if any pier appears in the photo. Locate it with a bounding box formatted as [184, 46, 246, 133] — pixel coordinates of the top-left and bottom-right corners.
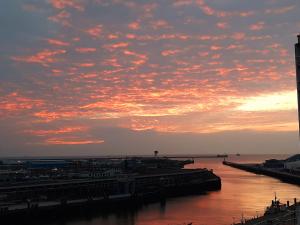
[0, 168, 221, 222]
[223, 161, 300, 185]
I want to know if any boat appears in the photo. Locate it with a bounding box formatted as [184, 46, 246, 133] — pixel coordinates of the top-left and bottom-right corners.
[264, 195, 286, 215]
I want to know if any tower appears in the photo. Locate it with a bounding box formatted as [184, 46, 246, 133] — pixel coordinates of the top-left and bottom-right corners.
[295, 35, 300, 137]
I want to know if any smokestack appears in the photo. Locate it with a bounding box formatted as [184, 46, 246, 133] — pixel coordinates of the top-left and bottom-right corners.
[296, 35, 300, 138]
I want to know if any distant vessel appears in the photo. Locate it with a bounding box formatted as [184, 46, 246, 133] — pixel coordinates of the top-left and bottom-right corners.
[236, 153, 241, 156]
[217, 154, 228, 158]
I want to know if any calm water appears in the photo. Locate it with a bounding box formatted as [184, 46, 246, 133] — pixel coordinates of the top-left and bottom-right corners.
[47, 155, 300, 225]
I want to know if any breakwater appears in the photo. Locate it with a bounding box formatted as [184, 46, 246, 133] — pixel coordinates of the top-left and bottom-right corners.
[0, 169, 221, 223]
[223, 161, 300, 185]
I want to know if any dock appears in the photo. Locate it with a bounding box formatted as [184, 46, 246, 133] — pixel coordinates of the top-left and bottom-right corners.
[0, 169, 221, 222]
[223, 161, 300, 185]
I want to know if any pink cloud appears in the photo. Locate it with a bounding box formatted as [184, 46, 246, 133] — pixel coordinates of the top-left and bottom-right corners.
[46, 38, 70, 46]
[104, 42, 129, 51]
[2, 0, 298, 136]
[195, 0, 255, 18]
[150, 20, 172, 29]
[85, 25, 102, 38]
[0, 92, 44, 116]
[75, 48, 97, 53]
[102, 58, 122, 67]
[107, 34, 119, 39]
[123, 50, 147, 59]
[48, 11, 71, 27]
[128, 22, 140, 30]
[265, 5, 295, 14]
[161, 49, 181, 56]
[216, 22, 229, 29]
[249, 22, 265, 31]
[231, 32, 246, 40]
[48, 0, 85, 11]
[11, 49, 66, 66]
[76, 63, 95, 67]
[45, 138, 104, 145]
[210, 45, 222, 51]
[25, 126, 87, 136]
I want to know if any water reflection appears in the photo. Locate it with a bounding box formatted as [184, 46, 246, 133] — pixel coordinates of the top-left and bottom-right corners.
[45, 154, 300, 225]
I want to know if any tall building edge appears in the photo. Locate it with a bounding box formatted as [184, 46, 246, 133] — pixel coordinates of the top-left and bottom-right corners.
[295, 35, 300, 137]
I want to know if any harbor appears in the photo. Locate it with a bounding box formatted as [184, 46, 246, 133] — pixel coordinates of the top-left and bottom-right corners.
[1, 0, 300, 224]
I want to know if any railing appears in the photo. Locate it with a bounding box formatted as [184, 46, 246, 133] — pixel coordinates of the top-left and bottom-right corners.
[236, 210, 296, 225]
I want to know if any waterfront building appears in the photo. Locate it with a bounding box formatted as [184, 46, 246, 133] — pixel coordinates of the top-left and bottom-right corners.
[284, 154, 300, 170]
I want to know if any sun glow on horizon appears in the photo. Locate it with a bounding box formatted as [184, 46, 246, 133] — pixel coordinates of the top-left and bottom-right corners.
[236, 90, 297, 112]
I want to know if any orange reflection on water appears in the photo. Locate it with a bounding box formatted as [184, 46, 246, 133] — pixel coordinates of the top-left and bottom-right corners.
[51, 155, 300, 225]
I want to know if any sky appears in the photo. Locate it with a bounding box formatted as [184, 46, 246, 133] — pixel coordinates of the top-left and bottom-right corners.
[0, 0, 300, 156]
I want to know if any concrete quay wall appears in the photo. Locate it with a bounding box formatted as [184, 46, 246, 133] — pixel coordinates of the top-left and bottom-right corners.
[223, 161, 300, 185]
[0, 169, 221, 223]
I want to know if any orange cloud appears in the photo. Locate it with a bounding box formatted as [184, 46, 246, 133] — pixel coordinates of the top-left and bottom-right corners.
[216, 22, 229, 29]
[0, 92, 44, 116]
[161, 49, 180, 56]
[195, 0, 255, 18]
[48, 11, 71, 27]
[34, 110, 81, 122]
[107, 34, 119, 39]
[45, 138, 104, 145]
[76, 63, 95, 67]
[48, 0, 85, 11]
[265, 5, 295, 14]
[123, 50, 147, 59]
[128, 22, 140, 30]
[150, 20, 172, 29]
[46, 38, 70, 46]
[75, 48, 97, 53]
[11, 49, 66, 66]
[2, 0, 298, 137]
[25, 126, 87, 136]
[231, 32, 246, 40]
[132, 59, 146, 65]
[85, 25, 102, 38]
[249, 22, 265, 31]
[122, 50, 148, 66]
[102, 58, 122, 67]
[104, 42, 129, 51]
[210, 45, 222, 51]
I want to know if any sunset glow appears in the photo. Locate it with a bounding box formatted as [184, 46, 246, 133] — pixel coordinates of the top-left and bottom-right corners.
[237, 91, 297, 112]
[0, 0, 299, 155]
